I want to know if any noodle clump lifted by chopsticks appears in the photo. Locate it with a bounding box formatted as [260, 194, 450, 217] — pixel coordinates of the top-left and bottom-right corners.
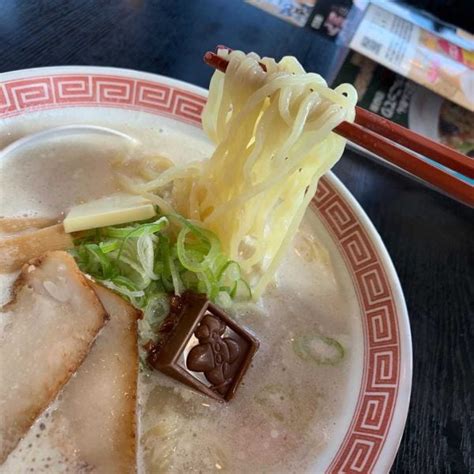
[124, 50, 357, 297]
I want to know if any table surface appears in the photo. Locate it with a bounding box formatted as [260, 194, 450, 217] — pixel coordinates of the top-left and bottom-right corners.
[1, 1, 472, 472]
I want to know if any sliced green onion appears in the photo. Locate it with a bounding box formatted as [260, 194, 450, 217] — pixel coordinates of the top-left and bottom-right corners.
[158, 235, 175, 293]
[144, 294, 170, 330]
[101, 279, 145, 299]
[218, 261, 241, 287]
[173, 214, 221, 269]
[99, 240, 121, 254]
[177, 227, 211, 272]
[103, 217, 168, 239]
[137, 234, 159, 281]
[211, 253, 230, 276]
[215, 291, 232, 308]
[116, 218, 168, 263]
[231, 279, 252, 301]
[84, 243, 114, 278]
[180, 270, 198, 288]
[201, 269, 220, 300]
[292, 334, 344, 366]
[168, 253, 184, 296]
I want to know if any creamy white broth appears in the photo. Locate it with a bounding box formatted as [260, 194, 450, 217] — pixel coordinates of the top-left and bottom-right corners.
[0, 126, 360, 473]
[0, 134, 126, 219]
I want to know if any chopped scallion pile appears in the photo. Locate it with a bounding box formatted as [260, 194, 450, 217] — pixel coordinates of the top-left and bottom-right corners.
[70, 212, 251, 348]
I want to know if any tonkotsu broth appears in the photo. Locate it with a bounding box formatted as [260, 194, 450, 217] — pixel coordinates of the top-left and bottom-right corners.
[0, 126, 360, 473]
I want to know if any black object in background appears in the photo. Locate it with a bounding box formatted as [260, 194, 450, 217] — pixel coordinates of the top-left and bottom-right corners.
[309, 0, 355, 40]
[402, 0, 473, 33]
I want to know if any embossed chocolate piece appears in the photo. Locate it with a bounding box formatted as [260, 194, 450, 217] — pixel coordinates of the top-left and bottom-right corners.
[147, 293, 259, 401]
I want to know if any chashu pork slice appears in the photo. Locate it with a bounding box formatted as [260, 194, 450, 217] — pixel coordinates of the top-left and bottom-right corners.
[0, 224, 73, 273]
[0, 216, 58, 235]
[0, 284, 139, 473]
[0, 251, 108, 464]
[50, 283, 139, 472]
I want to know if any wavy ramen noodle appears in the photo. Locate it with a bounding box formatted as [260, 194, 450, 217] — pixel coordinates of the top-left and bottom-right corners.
[124, 50, 357, 296]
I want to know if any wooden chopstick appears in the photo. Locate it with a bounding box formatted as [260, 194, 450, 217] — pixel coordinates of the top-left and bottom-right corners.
[204, 49, 474, 207]
[335, 120, 473, 205]
[354, 107, 474, 179]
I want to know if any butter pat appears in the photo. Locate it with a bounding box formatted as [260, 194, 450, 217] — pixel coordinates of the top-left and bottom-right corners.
[64, 193, 156, 233]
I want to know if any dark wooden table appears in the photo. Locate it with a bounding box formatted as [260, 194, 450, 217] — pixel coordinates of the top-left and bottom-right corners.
[1, 1, 472, 472]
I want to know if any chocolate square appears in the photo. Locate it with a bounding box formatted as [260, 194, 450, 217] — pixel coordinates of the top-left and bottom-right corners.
[149, 295, 259, 401]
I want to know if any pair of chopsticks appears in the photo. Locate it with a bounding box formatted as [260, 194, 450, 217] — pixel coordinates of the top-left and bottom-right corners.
[204, 47, 474, 207]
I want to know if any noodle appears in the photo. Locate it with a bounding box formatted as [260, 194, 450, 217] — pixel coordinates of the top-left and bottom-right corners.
[130, 50, 357, 297]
